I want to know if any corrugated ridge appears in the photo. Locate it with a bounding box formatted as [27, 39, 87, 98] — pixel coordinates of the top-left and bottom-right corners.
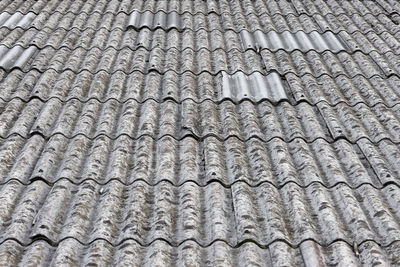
[1, 95, 295, 107]
[1, 27, 399, 57]
[0, 11, 396, 52]
[2, 0, 398, 18]
[3, 68, 394, 80]
[1, 133, 398, 188]
[0, 235, 397, 250]
[1, 179, 400, 247]
[1, 95, 400, 110]
[9, 177, 400, 191]
[0, 9, 397, 36]
[291, 0, 400, 16]
[3, 132, 399, 146]
[0, 8, 395, 18]
[1, 69, 399, 108]
[1, 1, 396, 17]
[0, 40, 359, 55]
[1, 238, 398, 266]
[0, 46, 394, 79]
[0, 62, 395, 80]
[1, 98, 400, 143]
[0, 28, 399, 51]
[0, 25, 340, 34]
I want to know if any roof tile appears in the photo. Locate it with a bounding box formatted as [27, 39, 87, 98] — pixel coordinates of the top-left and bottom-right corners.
[1, 0, 400, 265]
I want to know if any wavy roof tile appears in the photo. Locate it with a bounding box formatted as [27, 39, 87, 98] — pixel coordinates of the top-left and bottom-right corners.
[0, 0, 400, 266]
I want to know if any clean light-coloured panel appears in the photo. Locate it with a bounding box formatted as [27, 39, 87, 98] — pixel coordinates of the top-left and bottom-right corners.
[220, 71, 288, 102]
[240, 30, 347, 52]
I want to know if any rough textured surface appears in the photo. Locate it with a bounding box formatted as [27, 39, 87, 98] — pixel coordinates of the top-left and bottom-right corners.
[1, 179, 400, 247]
[1, 134, 399, 187]
[1, 98, 400, 143]
[1, 0, 400, 266]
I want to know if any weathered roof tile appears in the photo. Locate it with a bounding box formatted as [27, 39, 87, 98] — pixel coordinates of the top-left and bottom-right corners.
[0, 0, 400, 265]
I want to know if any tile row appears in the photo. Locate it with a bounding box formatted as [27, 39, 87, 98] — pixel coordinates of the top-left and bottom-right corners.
[1, 98, 400, 143]
[0, 45, 397, 78]
[0, 23, 399, 56]
[292, 0, 400, 16]
[0, 0, 398, 17]
[1, 69, 399, 107]
[0, 134, 399, 187]
[0, 29, 395, 59]
[0, 8, 398, 40]
[1, 239, 399, 266]
[259, 50, 399, 79]
[1, 179, 400, 247]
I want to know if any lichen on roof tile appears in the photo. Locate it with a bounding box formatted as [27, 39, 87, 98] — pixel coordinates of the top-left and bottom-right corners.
[0, 0, 400, 266]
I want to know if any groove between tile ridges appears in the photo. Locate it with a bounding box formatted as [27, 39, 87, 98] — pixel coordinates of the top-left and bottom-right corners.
[3, 35, 398, 56]
[4, 96, 294, 106]
[2, 22, 399, 36]
[1, 9, 397, 18]
[2, 24, 398, 38]
[4, 43, 398, 60]
[1, 95, 399, 110]
[0, 42, 393, 57]
[0, 42, 353, 54]
[9, 175, 400, 191]
[1, 66, 396, 80]
[1, 235, 398, 250]
[4, 132, 399, 146]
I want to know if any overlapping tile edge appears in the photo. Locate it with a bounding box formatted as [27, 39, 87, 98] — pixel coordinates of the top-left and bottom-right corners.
[0, 1, 400, 266]
[1, 178, 400, 246]
[0, 3, 399, 62]
[1, 0, 400, 18]
[1, 69, 400, 107]
[0, 14, 399, 53]
[1, 133, 399, 187]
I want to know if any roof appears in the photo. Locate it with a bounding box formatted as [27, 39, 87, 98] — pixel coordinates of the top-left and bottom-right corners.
[0, 0, 400, 266]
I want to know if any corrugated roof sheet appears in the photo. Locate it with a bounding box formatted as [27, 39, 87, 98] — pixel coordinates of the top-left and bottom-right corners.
[1, 0, 400, 266]
[1, 179, 400, 247]
[220, 71, 288, 102]
[127, 11, 182, 30]
[0, 45, 36, 70]
[1, 0, 399, 17]
[0, 12, 36, 29]
[0, 134, 399, 187]
[239, 30, 348, 53]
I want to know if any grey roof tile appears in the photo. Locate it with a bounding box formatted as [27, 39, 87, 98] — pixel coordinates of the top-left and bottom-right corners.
[1, 69, 399, 107]
[1, 0, 398, 18]
[0, 46, 36, 70]
[1, 26, 399, 56]
[260, 50, 391, 79]
[292, 0, 392, 16]
[220, 71, 288, 102]
[0, 99, 329, 141]
[4, 239, 395, 266]
[287, 73, 400, 107]
[1, 134, 398, 187]
[318, 102, 400, 143]
[0, 12, 36, 29]
[0, 69, 223, 104]
[1, 179, 400, 249]
[239, 30, 348, 53]
[1, 98, 400, 143]
[1, 1, 400, 265]
[2, 45, 266, 75]
[0, 44, 397, 79]
[0, 11, 399, 56]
